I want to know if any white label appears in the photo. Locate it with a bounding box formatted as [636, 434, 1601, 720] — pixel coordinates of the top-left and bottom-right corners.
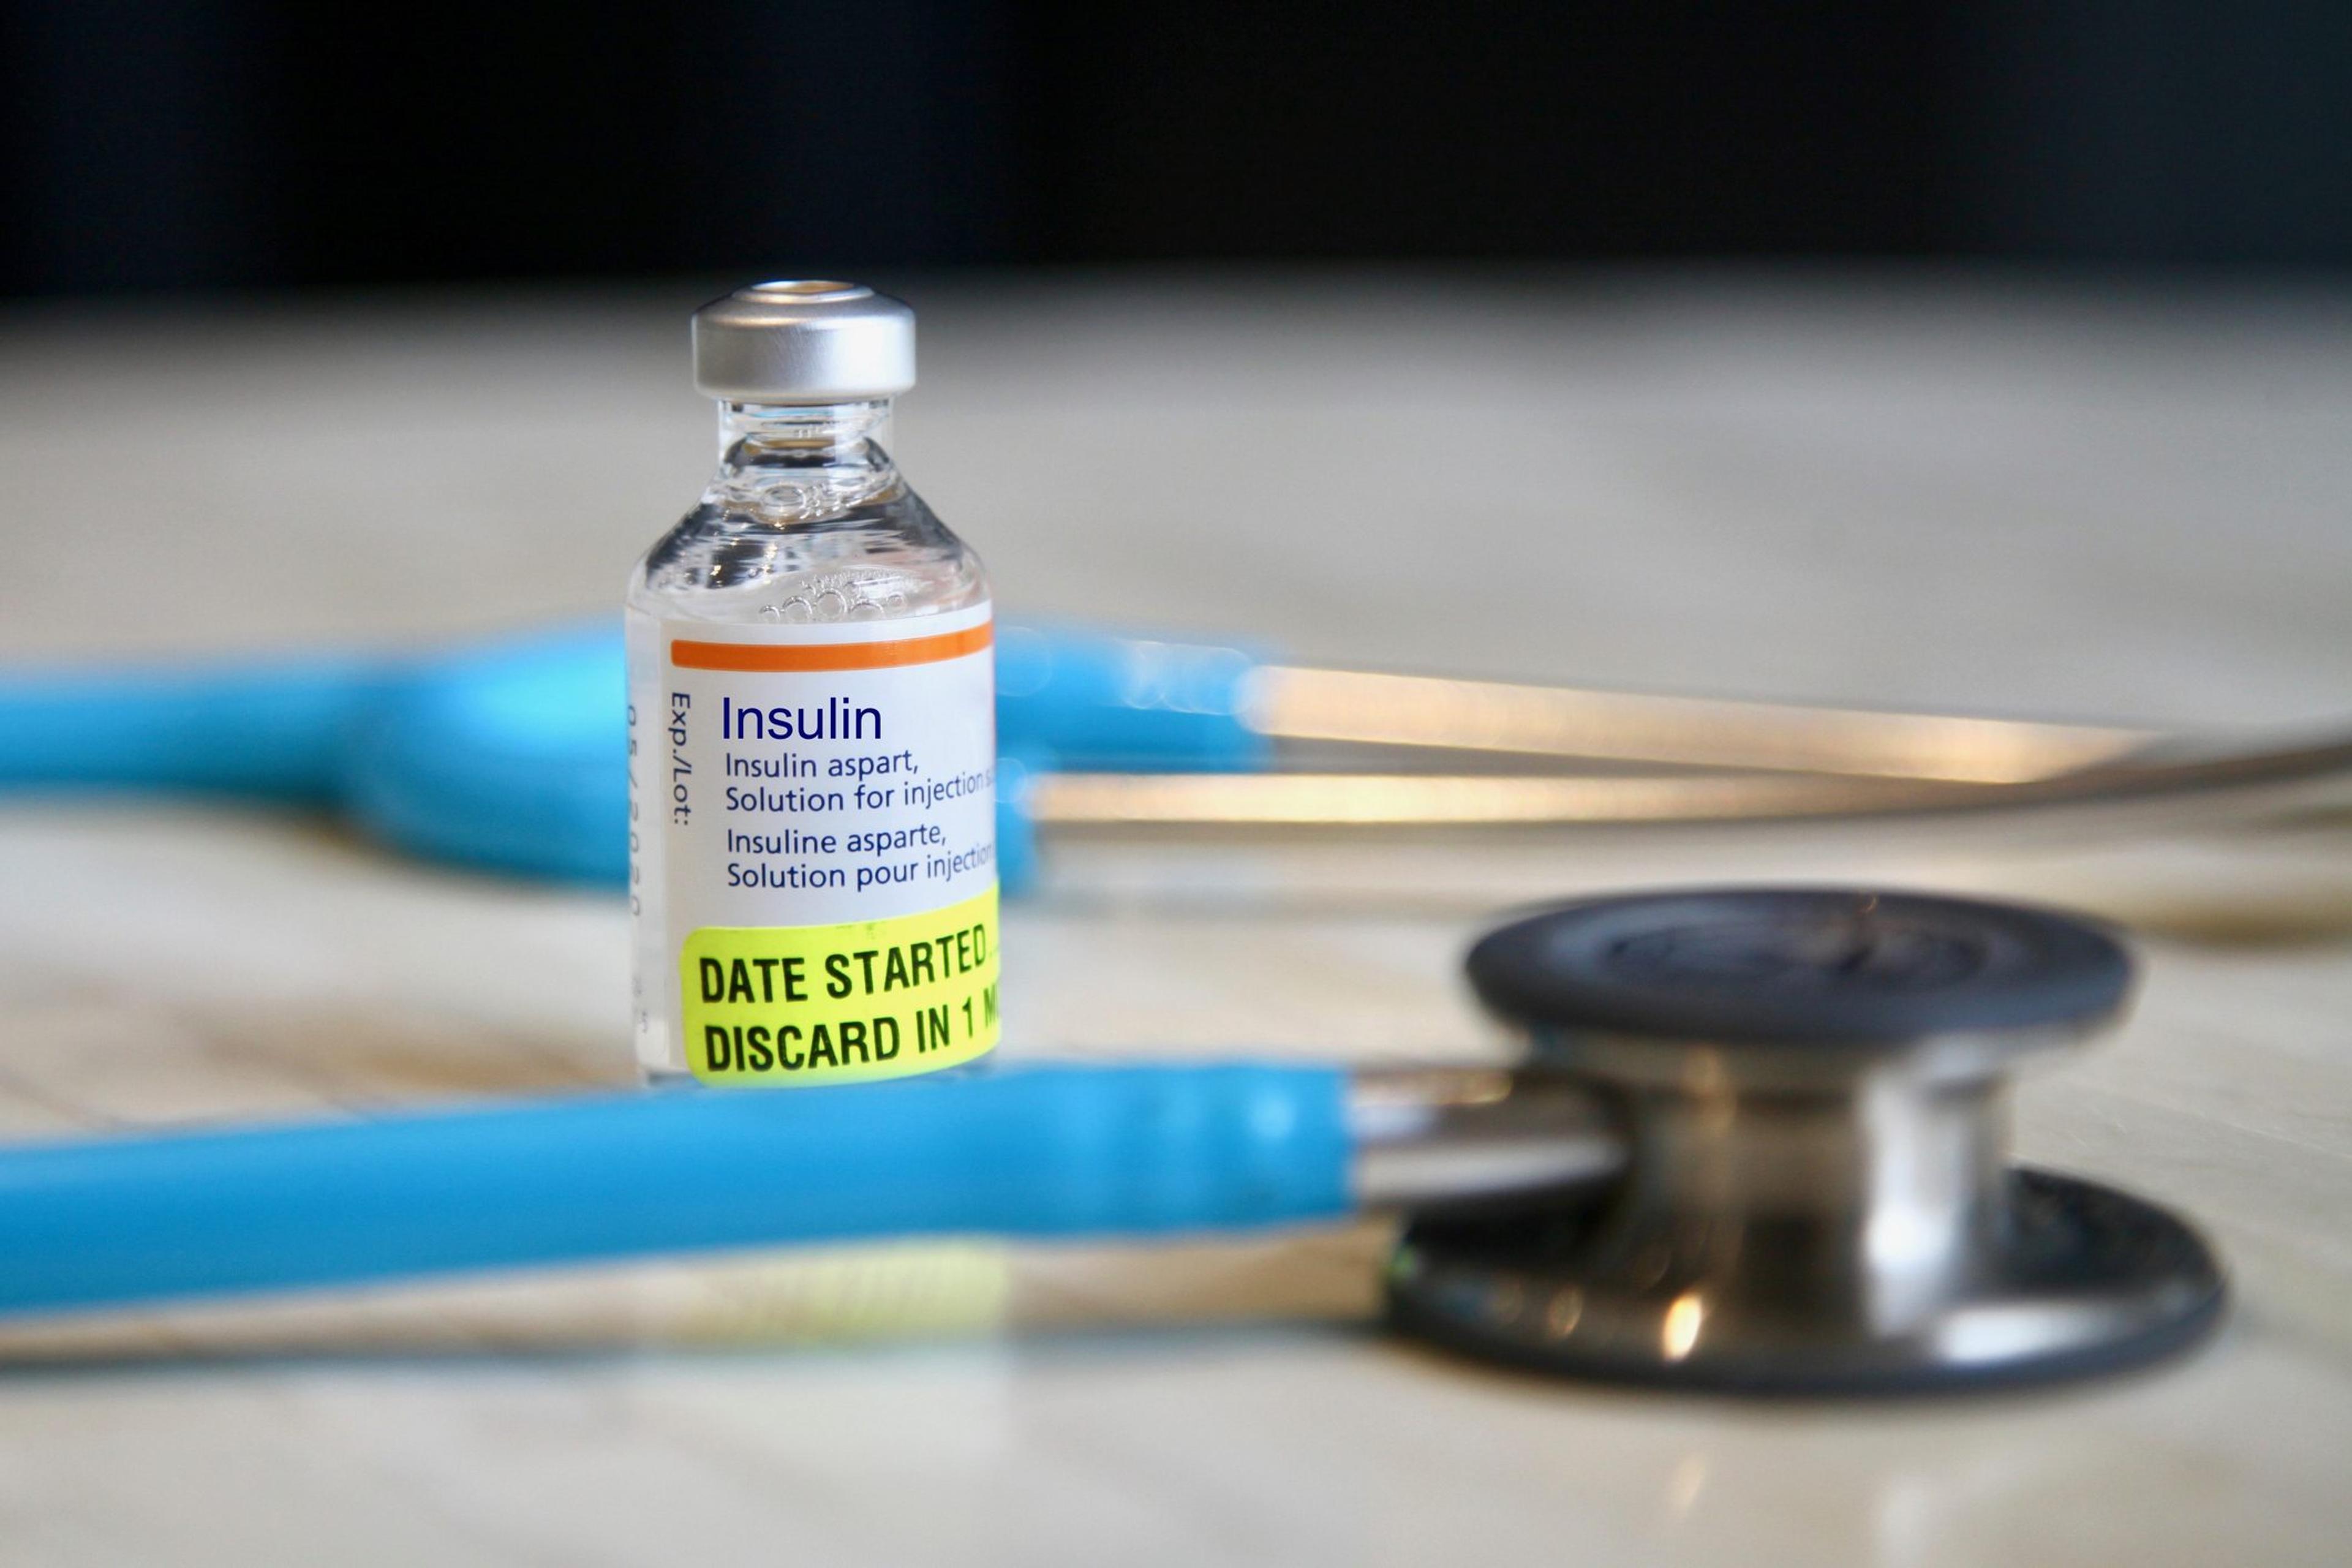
[645, 603, 998, 1085]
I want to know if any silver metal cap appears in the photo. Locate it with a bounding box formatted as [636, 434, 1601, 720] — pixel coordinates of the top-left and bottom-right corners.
[690, 281, 916, 404]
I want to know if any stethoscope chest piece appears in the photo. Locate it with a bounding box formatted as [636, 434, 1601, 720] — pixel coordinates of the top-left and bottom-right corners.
[1387, 889, 2226, 1394]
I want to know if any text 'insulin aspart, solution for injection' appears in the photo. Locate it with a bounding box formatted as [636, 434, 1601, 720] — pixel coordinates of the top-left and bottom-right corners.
[627, 282, 997, 1087]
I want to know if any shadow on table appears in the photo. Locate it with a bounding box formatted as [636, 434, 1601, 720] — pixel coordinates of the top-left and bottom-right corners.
[0, 1227, 1394, 1373]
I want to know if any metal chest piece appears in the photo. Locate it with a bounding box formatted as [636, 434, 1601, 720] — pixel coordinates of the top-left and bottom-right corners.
[1387, 889, 2225, 1393]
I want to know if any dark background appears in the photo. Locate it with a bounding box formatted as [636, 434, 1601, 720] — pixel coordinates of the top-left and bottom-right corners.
[3, 0, 2348, 298]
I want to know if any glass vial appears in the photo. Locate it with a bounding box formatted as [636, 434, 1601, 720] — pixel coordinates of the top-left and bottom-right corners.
[627, 282, 997, 1085]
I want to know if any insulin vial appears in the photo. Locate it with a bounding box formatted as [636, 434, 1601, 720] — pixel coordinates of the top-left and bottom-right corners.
[627, 282, 997, 1086]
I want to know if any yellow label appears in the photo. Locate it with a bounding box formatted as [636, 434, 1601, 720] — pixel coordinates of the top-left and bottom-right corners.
[681, 886, 1000, 1086]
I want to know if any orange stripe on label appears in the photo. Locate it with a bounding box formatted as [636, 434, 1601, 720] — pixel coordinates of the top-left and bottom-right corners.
[671, 622, 993, 672]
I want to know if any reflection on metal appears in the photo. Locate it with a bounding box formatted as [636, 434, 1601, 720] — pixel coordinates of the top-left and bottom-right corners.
[1661, 1292, 1706, 1361]
[1024, 731, 2352, 832]
[1246, 665, 2152, 782]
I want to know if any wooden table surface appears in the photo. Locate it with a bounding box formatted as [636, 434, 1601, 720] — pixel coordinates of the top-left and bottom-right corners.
[0, 273, 2346, 1566]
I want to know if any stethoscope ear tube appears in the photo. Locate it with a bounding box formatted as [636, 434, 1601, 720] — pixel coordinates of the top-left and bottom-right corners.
[0, 654, 399, 800]
[0, 1065, 1362, 1321]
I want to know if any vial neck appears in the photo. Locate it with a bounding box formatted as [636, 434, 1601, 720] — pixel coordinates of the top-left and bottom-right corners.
[711, 399, 899, 522]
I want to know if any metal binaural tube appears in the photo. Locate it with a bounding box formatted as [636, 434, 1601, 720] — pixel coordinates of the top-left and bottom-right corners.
[1242, 664, 2153, 783]
[1348, 1067, 1625, 1210]
[1018, 730, 2352, 832]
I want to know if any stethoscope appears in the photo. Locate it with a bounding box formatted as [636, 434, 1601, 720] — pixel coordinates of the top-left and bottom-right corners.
[4, 622, 2346, 890]
[0, 888, 2223, 1396]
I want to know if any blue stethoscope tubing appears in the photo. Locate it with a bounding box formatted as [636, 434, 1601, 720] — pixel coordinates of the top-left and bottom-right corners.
[0, 622, 1272, 891]
[0, 630, 1347, 1315]
[0, 1065, 1354, 1321]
